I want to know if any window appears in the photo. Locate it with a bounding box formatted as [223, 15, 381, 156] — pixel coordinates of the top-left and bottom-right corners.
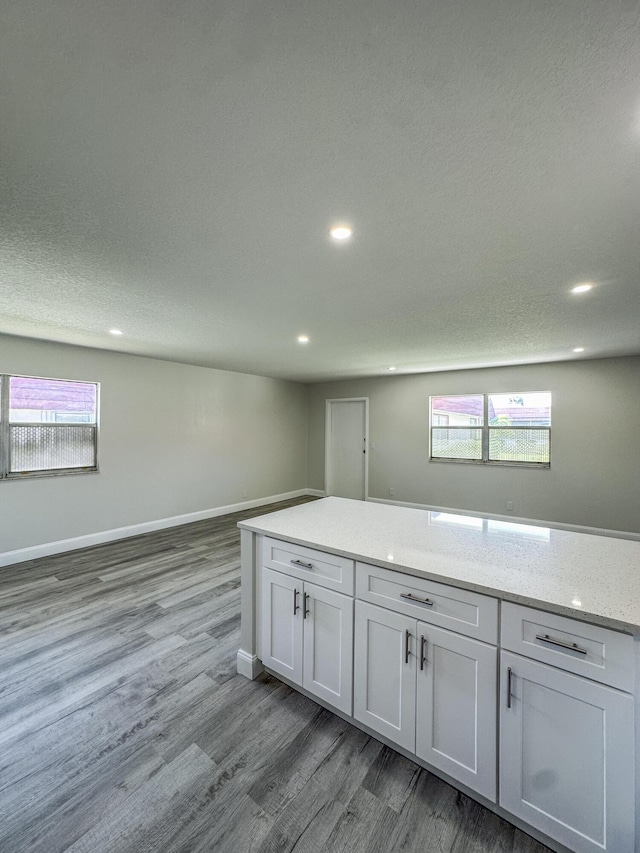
[432, 413, 449, 426]
[0, 375, 98, 478]
[429, 392, 551, 466]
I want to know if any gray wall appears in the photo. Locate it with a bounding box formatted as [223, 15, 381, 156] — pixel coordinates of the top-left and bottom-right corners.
[3, 337, 638, 555]
[0, 335, 309, 554]
[308, 357, 640, 534]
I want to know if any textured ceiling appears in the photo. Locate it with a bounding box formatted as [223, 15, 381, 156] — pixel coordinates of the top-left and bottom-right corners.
[1, 0, 639, 382]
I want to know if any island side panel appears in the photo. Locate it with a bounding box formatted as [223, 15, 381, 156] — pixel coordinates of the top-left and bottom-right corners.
[237, 528, 264, 679]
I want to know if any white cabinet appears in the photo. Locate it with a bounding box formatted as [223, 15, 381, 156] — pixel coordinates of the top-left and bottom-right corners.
[501, 601, 634, 692]
[353, 601, 416, 751]
[263, 536, 354, 594]
[302, 581, 354, 712]
[354, 600, 497, 800]
[261, 567, 303, 684]
[416, 623, 497, 801]
[499, 601, 636, 853]
[262, 567, 353, 714]
[500, 651, 634, 853]
[241, 510, 639, 853]
[356, 561, 498, 643]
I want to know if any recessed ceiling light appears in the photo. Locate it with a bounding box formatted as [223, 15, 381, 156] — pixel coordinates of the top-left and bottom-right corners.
[388, 366, 397, 371]
[570, 282, 594, 294]
[297, 335, 309, 344]
[572, 347, 585, 353]
[329, 224, 353, 241]
[109, 329, 123, 336]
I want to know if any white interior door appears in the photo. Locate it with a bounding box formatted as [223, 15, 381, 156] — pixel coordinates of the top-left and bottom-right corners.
[325, 398, 367, 500]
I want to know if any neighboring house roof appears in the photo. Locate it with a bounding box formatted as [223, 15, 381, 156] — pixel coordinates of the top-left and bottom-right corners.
[10, 377, 96, 412]
[432, 396, 486, 418]
[493, 406, 551, 425]
[432, 396, 550, 425]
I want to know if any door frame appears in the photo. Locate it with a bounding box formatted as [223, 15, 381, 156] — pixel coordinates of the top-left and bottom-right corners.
[324, 397, 369, 500]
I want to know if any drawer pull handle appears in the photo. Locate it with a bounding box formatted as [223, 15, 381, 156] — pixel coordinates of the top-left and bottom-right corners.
[535, 633, 588, 655]
[291, 559, 314, 570]
[293, 588, 300, 615]
[404, 629, 411, 664]
[420, 635, 427, 671]
[303, 592, 310, 619]
[400, 592, 434, 607]
[507, 667, 513, 708]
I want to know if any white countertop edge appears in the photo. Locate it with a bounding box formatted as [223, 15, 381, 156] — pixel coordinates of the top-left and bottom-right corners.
[239, 499, 640, 636]
[240, 525, 638, 635]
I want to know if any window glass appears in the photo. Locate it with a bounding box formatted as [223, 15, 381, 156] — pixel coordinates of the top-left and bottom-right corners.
[10, 425, 96, 472]
[9, 377, 97, 424]
[1, 375, 98, 478]
[431, 427, 482, 460]
[488, 393, 551, 427]
[431, 395, 484, 425]
[430, 392, 551, 466]
[488, 428, 549, 464]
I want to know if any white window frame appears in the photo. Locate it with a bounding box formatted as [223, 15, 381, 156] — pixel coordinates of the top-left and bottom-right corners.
[0, 374, 100, 479]
[429, 393, 551, 468]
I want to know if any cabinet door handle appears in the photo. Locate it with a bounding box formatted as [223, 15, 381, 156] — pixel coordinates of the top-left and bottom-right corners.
[535, 633, 588, 655]
[507, 667, 513, 709]
[293, 588, 299, 615]
[400, 592, 434, 607]
[303, 591, 310, 619]
[291, 559, 314, 570]
[420, 635, 427, 671]
[404, 629, 411, 664]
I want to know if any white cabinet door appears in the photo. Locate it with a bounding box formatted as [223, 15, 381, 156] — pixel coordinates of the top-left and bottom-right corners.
[262, 569, 354, 714]
[416, 623, 497, 801]
[500, 651, 635, 853]
[261, 567, 303, 684]
[303, 582, 354, 715]
[353, 601, 416, 752]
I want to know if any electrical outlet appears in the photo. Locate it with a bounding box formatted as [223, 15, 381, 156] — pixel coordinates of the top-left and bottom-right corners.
[389, 487, 396, 497]
[242, 491, 248, 499]
[506, 500, 514, 511]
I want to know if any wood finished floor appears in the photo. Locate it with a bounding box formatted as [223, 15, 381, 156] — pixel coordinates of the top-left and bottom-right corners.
[0, 497, 552, 853]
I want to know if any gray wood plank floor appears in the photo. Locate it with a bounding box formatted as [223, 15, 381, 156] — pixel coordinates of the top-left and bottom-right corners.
[0, 497, 551, 853]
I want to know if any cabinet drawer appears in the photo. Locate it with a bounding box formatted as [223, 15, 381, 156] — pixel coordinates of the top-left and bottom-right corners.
[501, 602, 634, 692]
[356, 562, 498, 644]
[263, 536, 354, 594]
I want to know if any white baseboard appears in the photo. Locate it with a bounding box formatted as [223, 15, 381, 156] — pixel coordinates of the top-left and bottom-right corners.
[0, 488, 321, 569]
[305, 489, 325, 497]
[366, 496, 640, 541]
[236, 649, 264, 680]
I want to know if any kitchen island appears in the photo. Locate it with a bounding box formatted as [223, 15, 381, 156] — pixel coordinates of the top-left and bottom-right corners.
[237, 497, 640, 853]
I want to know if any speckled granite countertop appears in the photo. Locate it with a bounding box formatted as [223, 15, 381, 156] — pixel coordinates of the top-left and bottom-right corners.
[239, 497, 640, 635]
